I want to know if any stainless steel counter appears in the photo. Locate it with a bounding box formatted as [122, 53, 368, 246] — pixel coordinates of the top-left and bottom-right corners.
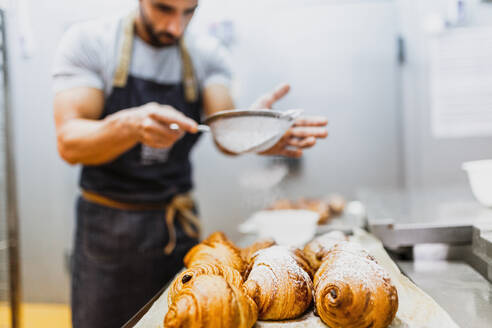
[397, 260, 492, 328]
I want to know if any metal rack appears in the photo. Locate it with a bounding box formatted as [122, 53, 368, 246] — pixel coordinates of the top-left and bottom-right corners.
[0, 8, 21, 328]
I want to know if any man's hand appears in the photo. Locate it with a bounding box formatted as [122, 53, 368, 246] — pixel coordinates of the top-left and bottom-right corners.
[260, 116, 328, 158]
[128, 102, 198, 149]
[249, 83, 292, 110]
[249, 83, 328, 158]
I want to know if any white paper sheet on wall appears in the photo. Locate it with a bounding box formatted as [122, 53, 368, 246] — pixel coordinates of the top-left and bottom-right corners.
[431, 26, 492, 138]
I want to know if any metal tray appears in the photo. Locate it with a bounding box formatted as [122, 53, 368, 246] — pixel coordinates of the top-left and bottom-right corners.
[357, 186, 492, 250]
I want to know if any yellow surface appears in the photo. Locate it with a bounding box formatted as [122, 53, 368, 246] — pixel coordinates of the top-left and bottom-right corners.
[0, 302, 71, 328]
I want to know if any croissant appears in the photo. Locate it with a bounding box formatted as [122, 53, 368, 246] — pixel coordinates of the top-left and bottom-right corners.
[240, 238, 276, 264]
[303, 231, 347, 271]
[184, 232, 245, 273]
[164, 275, 258, 328]
[202, 231, 238, 247]
[168, 263, 244, 305]
[327, 194, 346, 215]
[313, 242, 398, 328]
[297, 198, 332, 224]
[268, 198, 332, 224]
[243, 246, 313, 320]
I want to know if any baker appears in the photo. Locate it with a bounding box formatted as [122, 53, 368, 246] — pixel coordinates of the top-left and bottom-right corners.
[52, 0, 327, 327]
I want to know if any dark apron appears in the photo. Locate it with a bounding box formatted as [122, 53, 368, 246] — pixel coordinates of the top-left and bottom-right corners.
[71, 12, 201, 328]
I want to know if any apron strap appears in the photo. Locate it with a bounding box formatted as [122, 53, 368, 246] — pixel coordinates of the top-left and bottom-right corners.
[112, 10, 198, 103]
[81, 190, 202, 255]
[112, 11, 136, 88]
[164, 194, 202, 255]
[179, 38, 199, 103]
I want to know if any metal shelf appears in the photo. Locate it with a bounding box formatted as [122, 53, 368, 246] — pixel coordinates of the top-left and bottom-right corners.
[0, 8, 21, 328]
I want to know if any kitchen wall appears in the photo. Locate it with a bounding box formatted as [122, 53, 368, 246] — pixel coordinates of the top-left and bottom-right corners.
[191, 0, 402, 239]
[5, 0, 405, 303]
[397, 0, 492, 188]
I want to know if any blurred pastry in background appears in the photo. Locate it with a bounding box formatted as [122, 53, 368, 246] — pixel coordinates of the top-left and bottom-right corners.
[267, 195, 346, 225]
[326, 194, 346, 215]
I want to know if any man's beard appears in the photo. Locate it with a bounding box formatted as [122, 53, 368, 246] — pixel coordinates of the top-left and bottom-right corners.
[139, 8, 179, 47]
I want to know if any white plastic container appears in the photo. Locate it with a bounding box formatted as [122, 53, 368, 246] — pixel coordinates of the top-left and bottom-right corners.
[462, 160, 492, 207]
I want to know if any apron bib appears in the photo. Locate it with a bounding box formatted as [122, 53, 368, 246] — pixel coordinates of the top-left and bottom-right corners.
[80, 11, 202, 204]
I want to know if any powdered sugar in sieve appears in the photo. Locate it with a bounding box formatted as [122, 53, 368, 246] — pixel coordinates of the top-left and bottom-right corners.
[210, 116, 290, 154]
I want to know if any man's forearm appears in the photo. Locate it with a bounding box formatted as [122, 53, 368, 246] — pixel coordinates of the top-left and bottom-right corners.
[57, 109, 138, 165]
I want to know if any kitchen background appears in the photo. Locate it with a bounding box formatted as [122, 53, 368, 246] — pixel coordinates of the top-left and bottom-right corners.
[1, 0, 492, 322]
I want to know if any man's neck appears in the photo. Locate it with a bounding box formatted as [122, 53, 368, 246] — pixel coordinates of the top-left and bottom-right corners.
[134, 15, 152, 45]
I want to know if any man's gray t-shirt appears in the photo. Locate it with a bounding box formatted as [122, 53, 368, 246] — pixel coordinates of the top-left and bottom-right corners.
[52, 12, 232, 97]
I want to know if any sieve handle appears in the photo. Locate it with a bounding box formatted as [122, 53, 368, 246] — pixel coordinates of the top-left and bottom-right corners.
[169, 123, 210, 133]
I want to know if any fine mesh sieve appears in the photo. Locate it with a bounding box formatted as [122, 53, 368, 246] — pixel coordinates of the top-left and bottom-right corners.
[203, 109, 302, 154]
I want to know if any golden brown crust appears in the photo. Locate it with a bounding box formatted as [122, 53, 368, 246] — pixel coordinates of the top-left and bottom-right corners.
[313, 242, 398, 328]
[243, 246, 313, 320]
[168, 263, 244, 305]
[302, 231, 348, 271]
[164, 275, 258, 328]
[183, 232, 246, 273]
[203, 231, 236, 247]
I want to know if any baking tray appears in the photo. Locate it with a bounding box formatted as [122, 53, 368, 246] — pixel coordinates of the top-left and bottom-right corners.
[126, 230, 459, 328]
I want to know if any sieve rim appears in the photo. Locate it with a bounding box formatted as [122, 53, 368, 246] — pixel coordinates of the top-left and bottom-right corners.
[203, 109, 293, 125]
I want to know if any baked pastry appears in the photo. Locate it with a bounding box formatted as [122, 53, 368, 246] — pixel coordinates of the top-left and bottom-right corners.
[202, 231, 237, 247]
[168, 263, 244, 305]
[183, 232, 245, 273]
[297, 198, 332, 224]
[268, 198, 332, 224]
[240, 238, 276, 264]
[303, 231, 347, 271]
[327, 194, 346, 215]
[164, 274, 258, 328]
[313, 242, 398, 328]
[243, 246, 313, 320]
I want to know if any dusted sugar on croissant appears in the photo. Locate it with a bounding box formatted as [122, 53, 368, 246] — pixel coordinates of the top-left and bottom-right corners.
[240, 238, 276, 264]
[165, 275, 258, 328]
[243, 246, 313, 320]
[168, 263, 244, 305]
[314, 243, 398, 328]
[184, 232, 245, 273]
[303, 231, 347, 271]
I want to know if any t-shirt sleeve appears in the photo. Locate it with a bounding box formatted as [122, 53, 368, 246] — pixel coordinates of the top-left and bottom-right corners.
[198, 38, 233, 89]
[52, 24, 105, 94]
